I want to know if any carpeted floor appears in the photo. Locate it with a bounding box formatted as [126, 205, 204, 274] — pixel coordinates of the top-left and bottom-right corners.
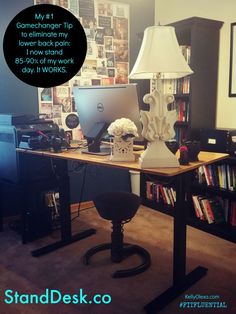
[0, 205, 235, 314]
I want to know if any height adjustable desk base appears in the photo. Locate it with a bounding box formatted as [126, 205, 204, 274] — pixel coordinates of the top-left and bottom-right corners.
[144, 265, 208, 313]
[31, 228, 96, 257]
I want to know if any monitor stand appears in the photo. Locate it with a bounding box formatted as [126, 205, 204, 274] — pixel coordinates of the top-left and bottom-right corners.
[81, 146, 111, 156]
[82, 122, 111, 156]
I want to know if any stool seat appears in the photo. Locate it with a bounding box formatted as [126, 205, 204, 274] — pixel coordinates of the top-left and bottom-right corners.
[83, 191, 151, 278]
[94, 191, 141, 221]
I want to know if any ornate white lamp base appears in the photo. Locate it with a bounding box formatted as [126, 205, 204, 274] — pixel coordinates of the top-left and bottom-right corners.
[110, 137, 135, 162]
[139, 140, 179, 168]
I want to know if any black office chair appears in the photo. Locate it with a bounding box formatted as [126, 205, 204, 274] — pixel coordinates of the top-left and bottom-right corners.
[83, 191, 151, 278]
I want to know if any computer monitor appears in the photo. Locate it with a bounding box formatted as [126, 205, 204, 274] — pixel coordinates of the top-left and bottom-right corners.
[73, 83, 143, 154]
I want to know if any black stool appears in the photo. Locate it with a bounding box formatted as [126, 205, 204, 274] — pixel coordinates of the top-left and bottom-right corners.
[83, 191, 151, 278]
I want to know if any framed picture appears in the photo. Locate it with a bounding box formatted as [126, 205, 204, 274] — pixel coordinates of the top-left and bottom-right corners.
[229, 22, 236, 97]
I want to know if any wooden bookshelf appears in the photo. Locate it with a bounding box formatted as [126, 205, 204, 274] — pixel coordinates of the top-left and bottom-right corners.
[167, 17, 223, 142]
[140, 156, 236, 244]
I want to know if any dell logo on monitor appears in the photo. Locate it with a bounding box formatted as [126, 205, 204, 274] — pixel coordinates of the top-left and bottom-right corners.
[97, 103, 104, 112]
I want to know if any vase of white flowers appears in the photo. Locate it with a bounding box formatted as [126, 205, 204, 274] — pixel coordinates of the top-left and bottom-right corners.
[107, 118, 138, 161]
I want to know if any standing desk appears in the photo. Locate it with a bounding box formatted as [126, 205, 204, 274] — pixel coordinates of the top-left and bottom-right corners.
[17, 148, 228, 313]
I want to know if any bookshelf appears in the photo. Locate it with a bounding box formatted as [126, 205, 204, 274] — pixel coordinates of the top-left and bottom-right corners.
[140, 158, 236, 244]
[166, 17, 223, 143]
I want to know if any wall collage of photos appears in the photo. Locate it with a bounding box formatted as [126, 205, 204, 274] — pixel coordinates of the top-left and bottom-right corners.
[35, 0, 130, 140]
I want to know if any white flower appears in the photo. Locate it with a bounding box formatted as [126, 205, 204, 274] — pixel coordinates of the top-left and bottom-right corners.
[107, 118, 138, 138]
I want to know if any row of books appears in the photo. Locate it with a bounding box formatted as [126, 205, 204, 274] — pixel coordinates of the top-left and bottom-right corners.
[168, 99, 190, 122]
[162, 76, 191, 95]
[174, 127, 188, 144]
[163, 45, 191, 95]
[145, 180, 236, 226]
[150, 45, 191, 95]
[192, 194, 236, 226]
[146, 181, 176, 207]
[180, 45, 191, 64]
[195, 164, 236, 191]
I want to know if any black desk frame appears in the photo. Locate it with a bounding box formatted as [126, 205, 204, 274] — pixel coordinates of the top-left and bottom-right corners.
[16, 149, 227, 312]
[143, 173, 207, 313]
[32, 157, 208, 311]
[30, 158, 96, 257]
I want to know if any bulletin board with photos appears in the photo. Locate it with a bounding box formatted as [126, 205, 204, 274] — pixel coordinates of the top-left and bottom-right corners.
[35, 0, 130, 140]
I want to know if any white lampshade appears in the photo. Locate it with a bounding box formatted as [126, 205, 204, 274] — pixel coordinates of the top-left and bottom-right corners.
[129, 25, 193, 80]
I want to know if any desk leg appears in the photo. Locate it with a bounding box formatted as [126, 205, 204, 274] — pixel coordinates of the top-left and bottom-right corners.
[144, 174, 208, 313]
[31, 159, 96, 257]
[0, 182, 3, 232]
[0, 208, 3, 232]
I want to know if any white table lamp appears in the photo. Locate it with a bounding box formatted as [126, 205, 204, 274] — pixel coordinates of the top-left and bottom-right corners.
[129, 25, 193, 168]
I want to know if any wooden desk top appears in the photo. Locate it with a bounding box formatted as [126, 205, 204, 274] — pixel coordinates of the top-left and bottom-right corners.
[17, 148, 228, 177]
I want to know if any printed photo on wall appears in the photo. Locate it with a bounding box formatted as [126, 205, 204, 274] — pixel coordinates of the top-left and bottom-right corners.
[113, 17, 128, 40]
[87, 41, 98, 58]
[114, 40, 128, 62]
[39, 88, 52, 102]
[104, 36, 113, 51]
[82, 16, 97, 29]
[53, 86, 72, 113]
[113, 4, 129, 18]
[41, 103, 53, 119]
[115, 62, 128, 84]
[82, 59, 97, 75]
[95, 28, 105, 44]
[106, 52, 115, 67]
[97, 45, 105, 58]
[97, 1, 113, 16]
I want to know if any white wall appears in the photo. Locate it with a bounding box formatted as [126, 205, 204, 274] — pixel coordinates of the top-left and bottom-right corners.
[155, 0, 236, 129]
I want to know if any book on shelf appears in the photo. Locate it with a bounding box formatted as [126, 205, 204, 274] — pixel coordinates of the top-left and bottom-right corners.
[199, 197, 214, 224]
[168, 99, 189, 123]
[230, 202, 236, 226]
[232, 166, 236, 190]
[145, 181, 176, 207]
[202, 165, 212, 186]
[218, 164, 225, 188]
[196, 166, 206, 185]
[222, 198, 230, 222]
[192, 195, 204, 220]
[146, 181, 153, 199]
[170, 187, 176, 203]
[195, 163, 236, 191]
[180, 45, 191, 64]
[209, 198, 226, 224]
[226, 164, 235, 191]
[211, 163, 220, 187]
[167, 187, 175, 207]
[159, 185, 168, 204]
[191, 194, 236, 225]
[221, 164, 227, 189]
[174, 128, 188, 144]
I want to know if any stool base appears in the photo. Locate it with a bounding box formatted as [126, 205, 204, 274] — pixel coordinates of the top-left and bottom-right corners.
[83, 242, 151, 278]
